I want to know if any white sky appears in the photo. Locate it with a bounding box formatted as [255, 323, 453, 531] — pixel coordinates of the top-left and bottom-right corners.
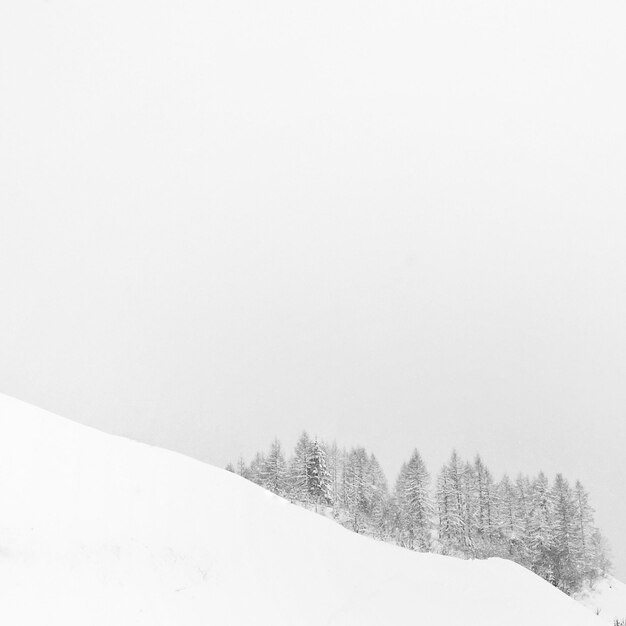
[1, 0, 625, 578]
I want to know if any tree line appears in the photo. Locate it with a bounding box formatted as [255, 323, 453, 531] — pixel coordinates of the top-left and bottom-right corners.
[226, 432, 610, 595]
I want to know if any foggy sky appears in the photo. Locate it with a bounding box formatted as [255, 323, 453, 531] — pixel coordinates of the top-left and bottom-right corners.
[1, 0, 625, 577]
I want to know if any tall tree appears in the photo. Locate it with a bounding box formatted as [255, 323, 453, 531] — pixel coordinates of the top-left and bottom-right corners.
[551, 473, 578, 593]
[527, 472, 554, 582]
[437, 451, 473, 556]
[248, 451, 266, 486]
[288, 431, 312, 502]
[472, 455, 498, 557]
[307, 438, 331, 507]
[261, 438, 288, 496]
[325, 440, 343, 511]
[395, 449, 432, 551]
[367, 453, 390, 539]
[343, 447, 371, 532]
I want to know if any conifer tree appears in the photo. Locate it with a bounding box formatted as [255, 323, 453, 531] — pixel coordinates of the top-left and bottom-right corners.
[325, 440, 342, 510]
[472, 455, 498, 557]
[248, 451, 266, 485]
[395, 449, 432, 551]
[289, 431, 312, 502]
[307, 438, 331, 507]
[343, 447, 370, 532]
[437, 451, 473, 556]
[526, 472, 555, 581]
[551, 473, 578, 592]
[496, 474, 523, 561]
[367, 453, 390, 539]
[261, 438, 288, 496]
[236, 456, 250, 480]
[513, 474, 532, 566]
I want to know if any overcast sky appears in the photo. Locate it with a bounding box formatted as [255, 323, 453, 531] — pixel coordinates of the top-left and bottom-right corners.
[1, 0, 625, 578]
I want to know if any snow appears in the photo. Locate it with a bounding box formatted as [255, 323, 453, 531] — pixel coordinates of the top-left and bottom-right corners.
[0, 393, 606, 625]
[576, 576, 626, 623]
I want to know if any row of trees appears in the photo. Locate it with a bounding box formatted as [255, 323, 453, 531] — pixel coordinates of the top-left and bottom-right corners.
[226, 433, 609, 595]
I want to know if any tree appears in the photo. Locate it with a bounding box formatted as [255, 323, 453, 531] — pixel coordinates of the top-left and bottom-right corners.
[496, 474, 524, 561]
[307, 438, 331, 507]
[367, 453, 390, 539]
[343, 447, 371, 533]
[437, 451, 473, 556]
[526, 472, 554, 582]
[288, 431, 312, 502]
[261, 438, 288, 495]
[325, 440, 343, 511]
[472, 455, 499, 557]
[395, 449, 432, 551]
[551, 473, 578, 593]
[248, 451, 266, 486]
[236, 456, 250, 480]
[572, 480, 595, 583]
[511, 474, 532, 566]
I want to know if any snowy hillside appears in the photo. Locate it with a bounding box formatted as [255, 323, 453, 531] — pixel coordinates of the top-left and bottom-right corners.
[576, 576, 626, 623]
[0, 394, 606, 625]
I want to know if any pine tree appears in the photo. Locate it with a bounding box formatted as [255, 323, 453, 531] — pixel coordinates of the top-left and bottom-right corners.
[367, 453, 390, 539]
[526, 472, 555, 582]
[513, 474, 532, 566]
[472, 455, 498, 557]
[307, 438, 331, 507]
[288, 431, 312, 502]
[325, 440, 343, 511]
[572, 480, 595, 583]
[551, 473, 578, 593]
[225, 462, 235, 473]
[496, 474, 523, 561]
[248, 451, 266, 486]
[236, 456, 250, 480]
[395, 449, 432, 551]
[343, 447, 370, 533]
[436, 451, 473, 556]
[261, 438, 288, 496]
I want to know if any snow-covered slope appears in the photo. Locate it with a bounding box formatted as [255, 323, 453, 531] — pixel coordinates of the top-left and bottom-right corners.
[576, 576, 626, 623]
[0, 394, 604, 625]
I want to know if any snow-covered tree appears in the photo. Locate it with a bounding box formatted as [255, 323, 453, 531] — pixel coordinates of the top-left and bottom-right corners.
[288, 431, 312, 502]
[248, 451, 266, 486]
[395, 449, 432, 551]
[261, 438, 288, 496]
[325, 440, 343, 510]
[307, 438, 331, 507]
[572, 480, 596, 583]
[550, 473, 578, 593]
[472, 455, 499, 557]
[367, 453, 390, 539]
[436, 451, 474, 556]
[526, 472, 555, 581]
[343, 447, 371, 533]
[496, 474, 524, 561]
[236, 456, 250, 480]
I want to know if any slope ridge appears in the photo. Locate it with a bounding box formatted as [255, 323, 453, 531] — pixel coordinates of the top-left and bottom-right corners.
[0, 394, 601, 625]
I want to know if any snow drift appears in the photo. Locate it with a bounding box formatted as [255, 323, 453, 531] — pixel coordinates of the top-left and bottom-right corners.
[0, 394, 604, 625]
[576, 576, 626, 623]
